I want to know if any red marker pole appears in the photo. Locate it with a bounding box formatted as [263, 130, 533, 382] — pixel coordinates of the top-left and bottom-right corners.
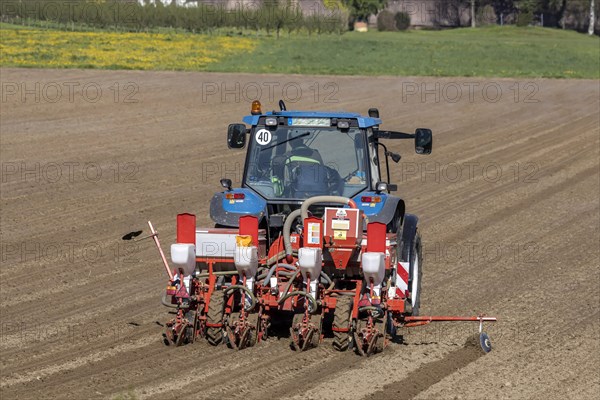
[148, 221, 174, 281]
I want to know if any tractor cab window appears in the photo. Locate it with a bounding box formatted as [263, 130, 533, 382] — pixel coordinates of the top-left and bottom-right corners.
[245, 126, 368, 200]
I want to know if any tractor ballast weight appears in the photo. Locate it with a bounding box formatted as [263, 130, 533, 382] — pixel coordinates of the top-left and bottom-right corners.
[146, 100, 496, 355]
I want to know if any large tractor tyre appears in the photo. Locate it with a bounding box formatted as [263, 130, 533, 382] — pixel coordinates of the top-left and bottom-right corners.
[408, 232, 423, 316]
[332, 296, 354, 352]
[398, 214, 422, 317]
[206, 290, 225, 346]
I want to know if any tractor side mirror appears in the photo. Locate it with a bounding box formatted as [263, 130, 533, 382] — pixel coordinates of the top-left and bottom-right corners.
[220, 178, 232, 191]
[376, 182, 398, 193]
[227, 124, 247, 149]
[415, 128, 432, 155]
[375, 182, 388, 193]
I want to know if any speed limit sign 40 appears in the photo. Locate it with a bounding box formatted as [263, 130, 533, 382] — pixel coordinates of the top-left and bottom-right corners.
[255, 129, 272, 145]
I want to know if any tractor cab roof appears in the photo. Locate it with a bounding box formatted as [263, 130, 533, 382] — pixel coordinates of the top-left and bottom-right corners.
[242, 110, 382, 129]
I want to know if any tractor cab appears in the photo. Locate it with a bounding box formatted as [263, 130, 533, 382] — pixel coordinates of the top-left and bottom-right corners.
[212, 100, 432, 237]
[242, 114, 370, 200]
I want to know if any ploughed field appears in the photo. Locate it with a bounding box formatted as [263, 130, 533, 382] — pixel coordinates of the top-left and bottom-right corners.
[0, 69, 598, 399]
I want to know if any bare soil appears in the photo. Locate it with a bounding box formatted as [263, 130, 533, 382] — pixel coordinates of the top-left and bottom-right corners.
[1, 69, 598, 399]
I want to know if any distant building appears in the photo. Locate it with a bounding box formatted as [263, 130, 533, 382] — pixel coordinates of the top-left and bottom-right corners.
[384, 1, 471, 27]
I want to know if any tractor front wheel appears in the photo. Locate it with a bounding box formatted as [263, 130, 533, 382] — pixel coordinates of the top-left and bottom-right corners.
[206, 290, 225, 346]
[332, 296, 354, 351]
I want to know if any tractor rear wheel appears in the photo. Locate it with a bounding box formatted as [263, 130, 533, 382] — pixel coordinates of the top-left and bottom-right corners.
[206, 290, 225, 346]
[409, 232, 423, 316]
[399, 226, 423, 316]
[332, 296, 354, 352]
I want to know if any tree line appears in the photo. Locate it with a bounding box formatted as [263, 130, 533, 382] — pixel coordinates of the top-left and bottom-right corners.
[471, 0, 597, 33]
[0, 0, 596, 34]
[0, 0, 348, 35]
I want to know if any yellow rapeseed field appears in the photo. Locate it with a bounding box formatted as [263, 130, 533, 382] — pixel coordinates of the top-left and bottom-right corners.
[0, 28, 256, 70]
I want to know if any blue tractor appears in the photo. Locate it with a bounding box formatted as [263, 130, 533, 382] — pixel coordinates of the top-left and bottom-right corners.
[156, 100, 494, 355]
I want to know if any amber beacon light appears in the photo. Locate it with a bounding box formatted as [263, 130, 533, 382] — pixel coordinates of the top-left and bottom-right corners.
[251, 100, 262, 115]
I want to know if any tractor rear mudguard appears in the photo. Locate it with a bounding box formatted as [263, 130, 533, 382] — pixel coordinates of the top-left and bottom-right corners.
[364, 195, 405, 227]
[210, 189, 267, 227]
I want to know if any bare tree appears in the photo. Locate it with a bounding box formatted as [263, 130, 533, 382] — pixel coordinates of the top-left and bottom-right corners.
[590, 0, 596, 35]
[471, 0, 476, 27]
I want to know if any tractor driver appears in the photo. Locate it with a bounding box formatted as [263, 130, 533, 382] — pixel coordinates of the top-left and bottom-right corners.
[285, 132, 324, 165]
[271, 131, 328, 197]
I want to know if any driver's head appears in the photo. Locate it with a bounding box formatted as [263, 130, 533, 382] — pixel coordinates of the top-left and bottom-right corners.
[289, 131, 309, 149]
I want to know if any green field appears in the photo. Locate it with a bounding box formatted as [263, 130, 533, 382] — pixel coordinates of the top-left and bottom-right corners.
[209, 26, 599, 78]
[1, 23, 598, 78]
